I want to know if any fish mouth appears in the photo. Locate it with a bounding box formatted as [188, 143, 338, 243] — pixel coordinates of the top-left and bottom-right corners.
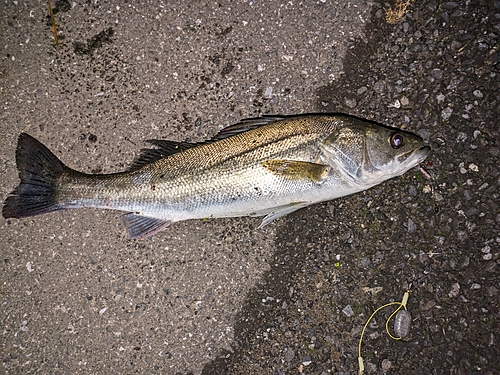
[413, 146, 431, 164]
[400, 145, 430, 167]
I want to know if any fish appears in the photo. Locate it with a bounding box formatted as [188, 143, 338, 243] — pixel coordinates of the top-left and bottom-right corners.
[2, 115, 430, 239]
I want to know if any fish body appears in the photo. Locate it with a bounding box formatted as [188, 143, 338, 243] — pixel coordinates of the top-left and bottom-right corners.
[2, 115, 429, 238]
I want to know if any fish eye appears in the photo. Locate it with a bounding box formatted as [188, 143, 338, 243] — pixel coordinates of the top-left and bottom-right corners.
[389, 132, 404, 149]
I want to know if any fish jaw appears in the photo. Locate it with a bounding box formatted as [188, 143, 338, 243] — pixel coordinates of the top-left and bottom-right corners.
[398, 145, 430, 171]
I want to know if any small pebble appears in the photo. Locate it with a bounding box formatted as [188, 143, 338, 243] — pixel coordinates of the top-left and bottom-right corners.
[468, 163, 479, 172]
[345, 97, 357, 109]
[420, 300, 436, 311]
[302, 356, 312, 366]
[357, 86, 368, 95]
[20, 321, 28, 332]
[472, 89, 483, 98]
[373, 81, 385, 94]
[459, 162, 467, 174]
[391, 99, 401, 108]
[407, 218, 417, 233]
[433, 192, 444, 201]
[381, 359, 392, 372]
[264, 86, 273, 99]
[449, 283, 460, 298]
[441, 107, 453, 120]
[342, 304, 354, 317]
[360, 257, 371, 268]
[443, 2, 458, 9]
[431, 69, 443, 79]
[481, 245, 491, 253]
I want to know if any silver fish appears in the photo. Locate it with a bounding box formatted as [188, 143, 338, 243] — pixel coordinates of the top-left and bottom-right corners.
[2, 115, 429, 238]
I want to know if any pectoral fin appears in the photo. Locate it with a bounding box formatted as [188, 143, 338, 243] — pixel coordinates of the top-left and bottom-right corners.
[121, 213, 173, 239]
[262, 160, 328, 183]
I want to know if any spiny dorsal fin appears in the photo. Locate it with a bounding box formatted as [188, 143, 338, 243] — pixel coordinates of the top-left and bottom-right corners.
[128, 116, 286, 170]
[128, 140, 197, 171]
[262, 159, 329, 183]
[211, 116, 286, 141]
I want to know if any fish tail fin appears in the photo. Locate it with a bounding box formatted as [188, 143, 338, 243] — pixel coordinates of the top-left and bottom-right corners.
[3, 133, 69, 219]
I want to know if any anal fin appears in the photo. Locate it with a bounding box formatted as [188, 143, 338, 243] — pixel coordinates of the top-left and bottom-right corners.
[121, 213, 173, 239]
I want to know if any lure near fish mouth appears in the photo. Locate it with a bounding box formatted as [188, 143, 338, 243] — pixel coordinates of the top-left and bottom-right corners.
[2, 115, 430, 239]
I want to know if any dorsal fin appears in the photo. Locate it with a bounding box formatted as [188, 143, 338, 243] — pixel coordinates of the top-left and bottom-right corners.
[128, 140, 197, 171]
[210, 116, 285, 141]
[127, 116, 286, 170]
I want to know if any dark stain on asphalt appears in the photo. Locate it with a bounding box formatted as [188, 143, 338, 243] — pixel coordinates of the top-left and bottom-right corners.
[74, 27, 115, 55]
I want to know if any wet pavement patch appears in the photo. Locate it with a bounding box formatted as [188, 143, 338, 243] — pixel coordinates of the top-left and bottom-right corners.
[202, 0, 499, 373]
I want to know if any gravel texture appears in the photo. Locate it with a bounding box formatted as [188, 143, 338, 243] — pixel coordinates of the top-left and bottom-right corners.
[1, 1, 499, 374]
[204, 1, 499, 374]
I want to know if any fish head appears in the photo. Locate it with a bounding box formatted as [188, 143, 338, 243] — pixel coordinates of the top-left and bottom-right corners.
[321, 120, 430, 187]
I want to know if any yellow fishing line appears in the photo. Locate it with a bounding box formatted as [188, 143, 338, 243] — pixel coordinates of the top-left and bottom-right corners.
[357, 291, 411, 375]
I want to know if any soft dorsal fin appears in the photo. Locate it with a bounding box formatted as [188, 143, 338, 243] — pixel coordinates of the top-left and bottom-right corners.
[211, 116, 285, 141]
[128, 140, 197, 171]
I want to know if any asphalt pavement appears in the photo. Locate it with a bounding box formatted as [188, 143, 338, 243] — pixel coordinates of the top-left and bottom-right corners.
[1, 1, 498, 374]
